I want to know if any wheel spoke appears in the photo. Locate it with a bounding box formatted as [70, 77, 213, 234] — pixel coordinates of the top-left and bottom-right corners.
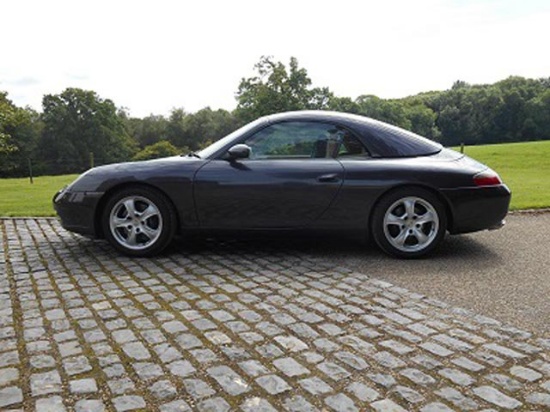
[416, 210, 435, 226]
[403, 199, 415, 218]
[393, 229, 409, 246]
[125, 228, 138, 246]
[139, 204, 159, 221]
[386, 213, 405, 226]
[413, 228, 429, 245]
[123, 199, 136, 216]
[113, 215, 130, 228]
[141, 224, 160, 240]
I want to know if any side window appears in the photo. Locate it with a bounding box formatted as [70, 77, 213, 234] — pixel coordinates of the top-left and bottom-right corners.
[244, 121, 366, 160]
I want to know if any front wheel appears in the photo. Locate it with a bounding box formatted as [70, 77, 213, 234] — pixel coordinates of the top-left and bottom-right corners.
[372, 188, 447, 258]
[102, 186, 176, 256]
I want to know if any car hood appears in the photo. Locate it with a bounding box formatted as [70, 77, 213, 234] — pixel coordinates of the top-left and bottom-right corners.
[68, 155, 204, 192]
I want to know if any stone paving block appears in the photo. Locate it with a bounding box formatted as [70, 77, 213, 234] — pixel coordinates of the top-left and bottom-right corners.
[283, 395, 319, 412]
[122, 341, 150, 360]
[393, 384, 424, 404]
[36, 395, 66, 411]
[63, 355, 92, 376]
[526, 391, 550, 407]
[400, 368, 437, 387]
[0, 367, 19, 386]
[317, 361, 351, 381]
[434, 386, 478, 410]
[438, 367, 475, 386]
[207, 365, 250, 395]
[0, 386, 23, 408]
[31, 369, 62, 396]
[196, 397, 230, 412]
[274, 335, 308, 352]
[371, 398, 407, 412]
[112, 395, 146, 411]
[325, 393, 358, 412]
[256, 374, 291, 395]
[108, 377, 135, 395]
[420, 402, 455, 412]
[70, 378, 98, 394]
[241, 397, 278, 412]
[473, 386, 522, 409]
[510, 365, 543, 382]
[74, 399, 105, 412]
[149, 380, 177, 400]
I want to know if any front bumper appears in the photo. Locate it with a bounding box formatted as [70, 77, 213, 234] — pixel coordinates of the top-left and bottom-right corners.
[53, 189, 103, 237]
[442, 184, 511, 235]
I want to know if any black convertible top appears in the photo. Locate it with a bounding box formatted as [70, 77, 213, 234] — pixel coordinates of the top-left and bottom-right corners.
[266, 111, 443, 158]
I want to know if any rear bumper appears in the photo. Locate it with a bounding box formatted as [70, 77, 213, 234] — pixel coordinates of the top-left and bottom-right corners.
[53, 189, 103, 237]
[442, 184, 511, 234]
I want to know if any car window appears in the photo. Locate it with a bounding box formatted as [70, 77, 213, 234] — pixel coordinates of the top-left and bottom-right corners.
[244, 121, 367, 160]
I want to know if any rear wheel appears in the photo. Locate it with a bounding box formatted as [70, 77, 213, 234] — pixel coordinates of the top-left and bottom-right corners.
[102, 186, 176, 256]
[372, 188, 446, 258]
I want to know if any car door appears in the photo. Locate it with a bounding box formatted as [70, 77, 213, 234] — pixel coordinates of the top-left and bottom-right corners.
[193, 121, 346, 229]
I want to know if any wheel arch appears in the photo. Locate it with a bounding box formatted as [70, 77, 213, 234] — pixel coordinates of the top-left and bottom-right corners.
[94, 182, 180, 239]
[367, 183, 454, 237]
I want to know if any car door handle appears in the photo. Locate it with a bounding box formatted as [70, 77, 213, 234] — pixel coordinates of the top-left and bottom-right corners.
[317, 173, 340, 183]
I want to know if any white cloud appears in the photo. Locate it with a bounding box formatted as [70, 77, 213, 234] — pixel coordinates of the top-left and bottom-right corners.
[1, 0, 549, 116]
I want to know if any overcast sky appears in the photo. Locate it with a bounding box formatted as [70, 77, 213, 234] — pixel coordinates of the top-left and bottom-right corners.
[2, 0, 549, 117]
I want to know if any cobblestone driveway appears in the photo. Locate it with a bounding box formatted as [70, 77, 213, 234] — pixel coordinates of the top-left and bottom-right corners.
[1, 218, 550, 411]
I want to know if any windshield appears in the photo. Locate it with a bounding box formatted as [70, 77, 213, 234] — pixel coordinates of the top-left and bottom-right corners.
[197, 117, 267, 159]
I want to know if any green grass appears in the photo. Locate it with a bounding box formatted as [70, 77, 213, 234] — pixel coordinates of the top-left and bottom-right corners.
[459, 140, 550, 210]
[0, 140, 549, 216]
[0, 174, 78, 216]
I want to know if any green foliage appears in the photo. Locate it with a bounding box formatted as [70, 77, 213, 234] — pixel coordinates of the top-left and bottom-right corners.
[38, 88, 137, 174]
[0, 92, 42, 177]
[166, 107, 238, 150]
[132, 140, 183, 161]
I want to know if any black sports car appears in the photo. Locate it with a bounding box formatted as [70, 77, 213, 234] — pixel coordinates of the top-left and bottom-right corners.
[54, 111, 511, 258]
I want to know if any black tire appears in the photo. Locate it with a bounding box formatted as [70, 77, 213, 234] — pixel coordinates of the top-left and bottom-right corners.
[101, 186, 176, 257]
[371, 187, 447, 258]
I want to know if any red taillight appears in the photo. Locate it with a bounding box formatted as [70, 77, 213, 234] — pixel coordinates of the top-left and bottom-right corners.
[474, 170, 502, 187]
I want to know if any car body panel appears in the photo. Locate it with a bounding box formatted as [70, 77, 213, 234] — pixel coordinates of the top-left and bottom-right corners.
[194, 158, 344, 228]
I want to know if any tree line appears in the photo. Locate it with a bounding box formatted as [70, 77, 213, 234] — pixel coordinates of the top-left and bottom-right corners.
[1, 56, 549, 177]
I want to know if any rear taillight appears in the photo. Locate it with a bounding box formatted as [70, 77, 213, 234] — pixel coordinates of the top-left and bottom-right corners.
[474, 170, 502, 187]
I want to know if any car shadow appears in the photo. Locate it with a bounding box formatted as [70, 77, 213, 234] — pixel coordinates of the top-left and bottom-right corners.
[165, 232, 501, 268]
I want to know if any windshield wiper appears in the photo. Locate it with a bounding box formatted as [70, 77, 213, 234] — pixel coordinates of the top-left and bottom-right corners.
[185, 152, 201, 159]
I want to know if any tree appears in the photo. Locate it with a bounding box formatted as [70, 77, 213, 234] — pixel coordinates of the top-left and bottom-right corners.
[38, 88, 137, 174]
[0, 92, 42, 177]
[167, 107, 238, 150]
[235, 56, 333, 122]
[0, 92, 18, 156]
[124, 114, 168, 149]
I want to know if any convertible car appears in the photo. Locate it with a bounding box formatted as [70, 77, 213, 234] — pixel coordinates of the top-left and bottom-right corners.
[54, 111, 510, 258]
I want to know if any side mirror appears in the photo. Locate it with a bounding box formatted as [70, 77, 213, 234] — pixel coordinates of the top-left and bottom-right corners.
[226, 144, 251, 160]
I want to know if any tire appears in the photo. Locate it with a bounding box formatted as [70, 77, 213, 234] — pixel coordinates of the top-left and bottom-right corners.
[101, 186, 176, 257]
[372, 187, 446, 258]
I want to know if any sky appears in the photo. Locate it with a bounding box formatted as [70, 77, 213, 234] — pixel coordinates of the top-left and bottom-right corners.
[1, 0, 549, 118]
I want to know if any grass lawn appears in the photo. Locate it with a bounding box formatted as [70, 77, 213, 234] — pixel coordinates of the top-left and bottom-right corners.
[0, 174, 78, 216]
[459, 140, 550, 210]
[0, 140, 549, 216]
